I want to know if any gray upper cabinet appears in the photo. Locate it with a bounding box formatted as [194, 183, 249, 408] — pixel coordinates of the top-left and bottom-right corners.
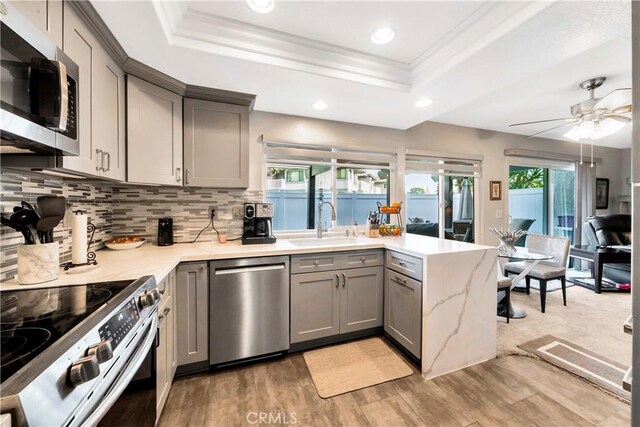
[176, 262, 209, 366]
[127, 76, 183, 185]
[290, 271, 341, 343]
[10, 0, 62, 46]
[183, 99, 249, 188]
[340, 266, 384, 334]
[62, 5, 125, 180]
[384, 268, 422, 359]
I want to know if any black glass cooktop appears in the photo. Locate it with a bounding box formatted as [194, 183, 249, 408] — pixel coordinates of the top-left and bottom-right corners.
[0, 281, 134, 383]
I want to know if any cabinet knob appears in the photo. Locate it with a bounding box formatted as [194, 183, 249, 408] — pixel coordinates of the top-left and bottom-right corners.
[398, 261, 406, 267]
[200, 265, 205, 271]
[314, 260, 319, 266]
[361, 257, 366, 263]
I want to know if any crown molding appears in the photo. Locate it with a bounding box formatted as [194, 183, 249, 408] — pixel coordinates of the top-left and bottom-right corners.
[411, 1, 556, 87]
[154, 5, 412, 91]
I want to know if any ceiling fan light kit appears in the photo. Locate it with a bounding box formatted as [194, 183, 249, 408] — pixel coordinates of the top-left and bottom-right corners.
[509, 76, 632, 142]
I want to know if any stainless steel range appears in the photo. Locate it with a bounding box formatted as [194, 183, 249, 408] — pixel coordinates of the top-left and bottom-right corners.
[0, 276, 160, 426]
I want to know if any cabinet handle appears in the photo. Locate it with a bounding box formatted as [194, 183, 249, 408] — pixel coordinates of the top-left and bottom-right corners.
[185, 169, 191, 184]
[398, 261, 406, 267]
[176, 167, 181, 182]
[335, 274, 340, 288]
[393, 275, 408, 287]
[314, 260, 319, 267]
[95, 149, 104, 172]
[361, 257, 366, 263]
[104, 151, 110, 172]
[342, 273, 346, 287]
[199, 265, 205, 271]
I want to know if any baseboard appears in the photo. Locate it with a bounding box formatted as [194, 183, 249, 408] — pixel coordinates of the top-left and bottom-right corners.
[289, 327, 383, 353]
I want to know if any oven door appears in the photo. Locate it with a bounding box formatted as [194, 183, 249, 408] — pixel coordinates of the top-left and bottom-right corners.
[77, 314, 158, 427]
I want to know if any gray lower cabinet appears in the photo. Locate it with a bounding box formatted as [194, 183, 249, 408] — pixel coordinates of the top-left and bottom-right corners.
[290, 252, 384, 344]
[340, 266, 384, 334]
[176, 262, 209, 366]
[384, 268, 422, 359]
[183, 98, 249, 188]
[290, 271, 341, 343]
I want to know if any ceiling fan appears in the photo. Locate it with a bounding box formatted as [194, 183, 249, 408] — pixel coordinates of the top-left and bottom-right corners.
[509, 77, 632, 140]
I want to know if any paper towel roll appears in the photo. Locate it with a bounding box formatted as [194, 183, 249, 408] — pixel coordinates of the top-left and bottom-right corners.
[71, 212, 88, 264]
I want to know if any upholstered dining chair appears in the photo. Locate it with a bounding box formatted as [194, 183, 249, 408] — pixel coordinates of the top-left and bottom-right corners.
[503, 234, 571, 313]
[497, 275, 512, 323]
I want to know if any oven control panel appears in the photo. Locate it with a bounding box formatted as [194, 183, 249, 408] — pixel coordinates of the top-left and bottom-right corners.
[98, 299, 140, 350]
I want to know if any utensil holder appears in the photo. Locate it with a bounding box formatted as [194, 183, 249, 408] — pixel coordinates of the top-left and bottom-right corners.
[17, 243, 59, 284]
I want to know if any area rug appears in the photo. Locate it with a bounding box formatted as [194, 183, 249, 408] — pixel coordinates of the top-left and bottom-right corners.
[303, 338, 413, 398]
[519, 335, 630, 401]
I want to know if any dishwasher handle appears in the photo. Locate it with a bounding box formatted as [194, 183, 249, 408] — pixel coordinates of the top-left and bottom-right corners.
[214, 264, 285, 275]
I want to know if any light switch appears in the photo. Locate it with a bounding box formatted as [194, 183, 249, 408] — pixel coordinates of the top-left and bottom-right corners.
[496, 209, 503, 219]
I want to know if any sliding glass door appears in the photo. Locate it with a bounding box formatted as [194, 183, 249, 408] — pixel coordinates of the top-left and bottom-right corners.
[508, 162, 575, 243]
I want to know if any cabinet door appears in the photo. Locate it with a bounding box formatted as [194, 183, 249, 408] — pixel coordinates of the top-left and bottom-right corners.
[156, 298, 171, 420]
[10, 0, 63, 46]
[176, 263, 209, 366]
[94, 48, 125, 181]
[183, 99, 249, 188]
[61, 6, 100, 176]
[290, 271, 340, 343]
[384, 270, 422, 359]
[169, 269, 178, 377]
[127, 76, 183, 185]
[340, 266, 384, 334]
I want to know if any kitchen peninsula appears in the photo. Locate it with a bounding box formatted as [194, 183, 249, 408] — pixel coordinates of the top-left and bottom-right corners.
[1, 233, 497, 380]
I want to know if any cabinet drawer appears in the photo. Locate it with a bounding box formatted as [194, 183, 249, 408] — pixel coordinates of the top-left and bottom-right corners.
[341, 250, 384, 269]
[291, 253, 340, 274]
[386, 251, 423, 281]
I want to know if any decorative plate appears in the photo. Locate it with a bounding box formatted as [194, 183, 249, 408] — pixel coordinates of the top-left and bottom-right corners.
[105, 237, 145, 250]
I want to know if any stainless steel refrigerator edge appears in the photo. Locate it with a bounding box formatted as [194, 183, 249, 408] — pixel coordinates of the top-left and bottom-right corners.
[632, 2, 639, 425]
[209, 257, 290, 366]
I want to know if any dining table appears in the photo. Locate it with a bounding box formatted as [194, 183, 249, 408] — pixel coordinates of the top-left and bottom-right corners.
[497, 248, 554, 319]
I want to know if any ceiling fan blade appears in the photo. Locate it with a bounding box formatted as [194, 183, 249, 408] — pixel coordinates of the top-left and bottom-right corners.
[525, 121, 577, 139]
[594, 88, 632, 111]
[603, 114, 632, 123]
[509, 118, 576, 127]
[611, 104, 632, 114]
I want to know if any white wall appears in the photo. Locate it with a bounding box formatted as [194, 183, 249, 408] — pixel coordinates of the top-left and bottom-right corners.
[249, 111, 629, 244]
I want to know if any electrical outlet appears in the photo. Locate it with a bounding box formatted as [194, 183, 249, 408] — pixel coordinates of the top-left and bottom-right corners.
[232, 206, 244, 219]
[209, 206, 216, 218]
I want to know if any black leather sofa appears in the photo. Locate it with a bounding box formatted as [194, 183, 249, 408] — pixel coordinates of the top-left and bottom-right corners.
[584, 214, 631, 284]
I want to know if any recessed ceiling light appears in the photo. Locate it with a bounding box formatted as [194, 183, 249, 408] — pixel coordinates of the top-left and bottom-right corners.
[312, 101, 328, 110]
[414, 98, 433, 108]
[246, 0, 274, 14]
[371, 27, 395, 45]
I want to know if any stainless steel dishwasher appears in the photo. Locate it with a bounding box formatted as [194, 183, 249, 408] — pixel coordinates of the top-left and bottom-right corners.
[209, 256, 290, 366]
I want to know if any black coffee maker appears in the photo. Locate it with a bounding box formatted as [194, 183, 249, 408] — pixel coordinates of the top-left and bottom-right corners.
[242, 203, 276, 245]
[157, 217, 174, 246]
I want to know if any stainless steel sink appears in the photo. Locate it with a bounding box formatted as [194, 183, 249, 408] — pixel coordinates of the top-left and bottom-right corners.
[288, 237, 368, 247]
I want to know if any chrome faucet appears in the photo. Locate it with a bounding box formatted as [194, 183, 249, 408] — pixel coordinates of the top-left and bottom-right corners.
[317, 201, 337, 238]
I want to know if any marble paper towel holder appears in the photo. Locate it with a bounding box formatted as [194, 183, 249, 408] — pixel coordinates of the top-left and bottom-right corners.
[61, 221, 98, 271]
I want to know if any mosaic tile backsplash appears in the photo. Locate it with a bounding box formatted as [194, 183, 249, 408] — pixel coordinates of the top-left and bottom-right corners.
[0, 171, 262, 281]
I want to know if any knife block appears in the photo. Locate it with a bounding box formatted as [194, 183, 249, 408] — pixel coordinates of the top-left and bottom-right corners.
[17, 242, 59, 284]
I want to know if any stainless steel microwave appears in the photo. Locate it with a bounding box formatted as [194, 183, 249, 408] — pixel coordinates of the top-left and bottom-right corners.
[0, 5, 79, 156]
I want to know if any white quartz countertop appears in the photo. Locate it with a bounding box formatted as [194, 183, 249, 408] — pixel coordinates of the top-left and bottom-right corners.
[1, 234, 492, 290]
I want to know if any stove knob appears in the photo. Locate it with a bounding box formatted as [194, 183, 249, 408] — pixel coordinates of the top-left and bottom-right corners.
[138, 292, 155, 309]
[87, 340, 113, 363]
[68, 355, 100, 387]
[149, 288, 160, 303]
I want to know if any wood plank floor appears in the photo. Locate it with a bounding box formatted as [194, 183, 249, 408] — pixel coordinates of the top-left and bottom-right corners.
[158, 344, 630, 427]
